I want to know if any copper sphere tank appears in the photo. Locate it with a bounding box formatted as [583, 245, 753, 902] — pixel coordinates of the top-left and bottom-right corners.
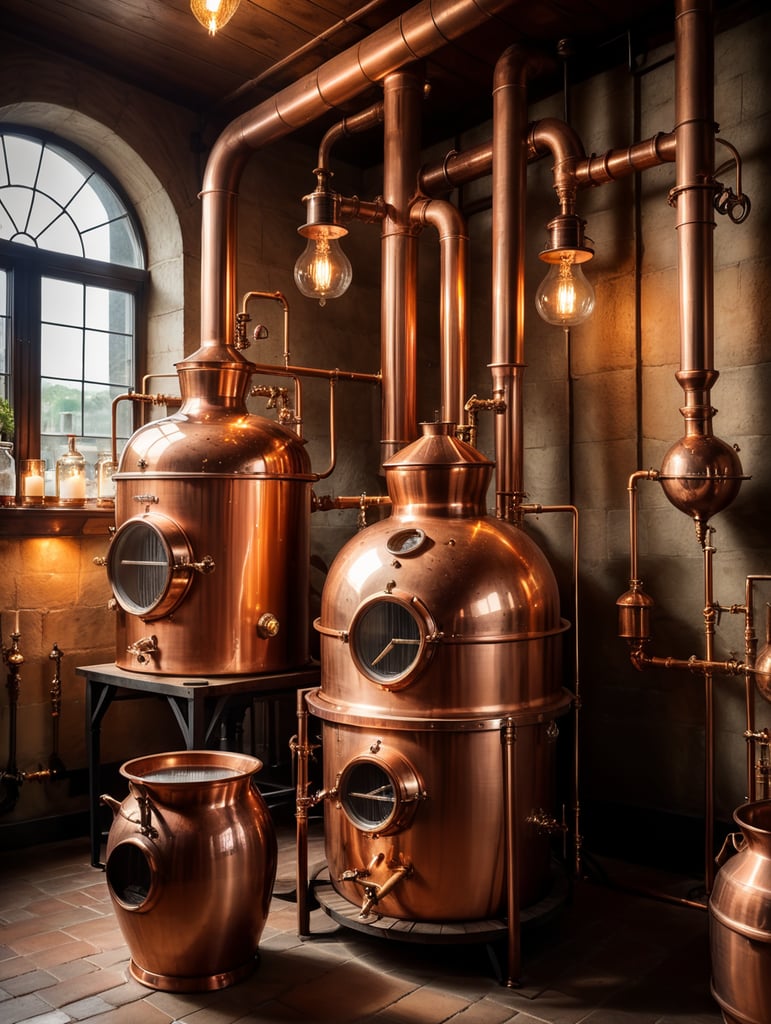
[107, 348, 315, 675]
[308, 423, 571, 923]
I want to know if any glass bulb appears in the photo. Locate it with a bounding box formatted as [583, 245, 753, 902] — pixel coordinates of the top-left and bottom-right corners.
[294, 233, 353, 307]
[190, 0, 240, 35]
[535, 252, 595, 327]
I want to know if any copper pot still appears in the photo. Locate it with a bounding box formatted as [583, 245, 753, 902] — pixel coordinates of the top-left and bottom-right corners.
[709, 800, 771, 1024]
[309, 423, 571, 923]
[107, 353, 314, 676]
[101, 750, 277, 992]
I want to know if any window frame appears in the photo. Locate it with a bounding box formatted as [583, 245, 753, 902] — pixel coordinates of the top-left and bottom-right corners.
[0, 126, 149, 517]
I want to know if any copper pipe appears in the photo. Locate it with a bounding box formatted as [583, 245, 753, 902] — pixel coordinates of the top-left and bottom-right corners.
[744, 576, 771, 800]
[522, 503, 582, 879]
[293, 687, 313, 938]
[199, 0, 519, 355]
[418, 129, 674, 199]
[491, 45, 529, 520]
[240, 290, 304, 435]
[501, 717, 520, 986]
[380, 68, 422, 463]
[575, 131, 676, 187]
[318, 101, 386, 173]
[703, 535, 717, 893]
[527, 117, 587, 216]
[409, 198, 468, 425]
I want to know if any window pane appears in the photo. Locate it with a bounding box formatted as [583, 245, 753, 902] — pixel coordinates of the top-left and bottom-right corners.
[42, 278, 84, 326]
[37, 216, 83, 257]
[3, 135, 42, 184]
[85, 330, 133, 386]
[0, 185, 34, 238]
[41, 323, 84, 378]
[37, 146, 87, 207]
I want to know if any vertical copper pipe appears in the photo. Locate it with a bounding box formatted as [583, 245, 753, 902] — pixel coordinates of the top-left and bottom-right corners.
[410, 198, 468, 425]
[295, 687, 312, 937]
[703, 537, 716, 893]
[674, 0, 715, 392]
[491, 46, 529, 519]
[502, 718, 520, 986]
[380, 69, 422, 462]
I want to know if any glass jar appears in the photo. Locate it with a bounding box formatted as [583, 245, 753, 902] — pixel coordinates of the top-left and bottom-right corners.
[96, 452, 116, 506]
[56, 435, 86, 506]
[0, 441, 16, 506]
[20, 459, 46, 506]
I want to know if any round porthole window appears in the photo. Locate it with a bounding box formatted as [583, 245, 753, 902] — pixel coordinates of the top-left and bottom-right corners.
[338, 750, 424, 836]
[350, 592, 436, 689]
[107, 515, 195, 621]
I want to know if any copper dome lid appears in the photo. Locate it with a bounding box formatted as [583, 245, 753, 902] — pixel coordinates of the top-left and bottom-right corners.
[383, 421, 493, 516]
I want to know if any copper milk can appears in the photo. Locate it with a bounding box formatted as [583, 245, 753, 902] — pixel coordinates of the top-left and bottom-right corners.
[709, 800, 771, 1024]
[101, 750, 277, 992]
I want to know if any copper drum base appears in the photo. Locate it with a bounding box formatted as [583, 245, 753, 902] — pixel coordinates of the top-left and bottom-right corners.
[311, 861, 569, 945]
[102, 750, 277, 992]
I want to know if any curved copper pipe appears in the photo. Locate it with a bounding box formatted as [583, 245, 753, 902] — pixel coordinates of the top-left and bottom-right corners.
[198, 0, 519, 356]
[410, 198, 468, 425]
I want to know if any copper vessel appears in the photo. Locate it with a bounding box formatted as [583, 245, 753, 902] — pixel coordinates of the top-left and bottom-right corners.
[309, 423, 571, 922]
[709, 800, 771, 1024]
[102, 750, 277, 992]
[107, 353, 314, 675]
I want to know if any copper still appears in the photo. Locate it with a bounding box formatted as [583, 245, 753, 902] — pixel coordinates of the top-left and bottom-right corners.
[106, 349, 314, 675]
[308, 422, 571, 923]
[709, 800, 771, 1024]
[101, 750, 277, 992]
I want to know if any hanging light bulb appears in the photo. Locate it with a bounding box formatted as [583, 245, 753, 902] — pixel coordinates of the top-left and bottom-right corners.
[294, 168, 352, 306]
[190, 0, 241, 35]
[535, 214, 595, 328]
[294, 231, 352, 307]
[535, 251, 595, 327]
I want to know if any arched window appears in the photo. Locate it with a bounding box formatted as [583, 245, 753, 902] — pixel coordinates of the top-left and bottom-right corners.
[0, 126, 147, 495]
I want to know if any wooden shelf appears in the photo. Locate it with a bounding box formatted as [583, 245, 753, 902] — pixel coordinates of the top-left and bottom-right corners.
[0, 504, 115, 537]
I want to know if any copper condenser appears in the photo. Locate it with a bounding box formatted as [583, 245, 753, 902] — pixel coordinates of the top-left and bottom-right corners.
[308, 422, 571, 926]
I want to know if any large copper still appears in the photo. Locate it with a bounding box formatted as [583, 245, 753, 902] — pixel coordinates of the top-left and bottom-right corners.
[308, 422, 571, 922]
[107, 349, 314, 676]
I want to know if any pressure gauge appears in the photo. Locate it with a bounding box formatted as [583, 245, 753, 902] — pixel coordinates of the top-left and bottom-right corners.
[349, 590, 437, 688]
[107, 514, 195, 621]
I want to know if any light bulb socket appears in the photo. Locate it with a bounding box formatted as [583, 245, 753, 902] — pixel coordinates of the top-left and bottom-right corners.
[298, 189, 348, 240]
[538, 214, 594, 265]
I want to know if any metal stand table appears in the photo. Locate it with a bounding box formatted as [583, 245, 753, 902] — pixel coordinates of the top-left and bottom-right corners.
[78, 662, 319, 867]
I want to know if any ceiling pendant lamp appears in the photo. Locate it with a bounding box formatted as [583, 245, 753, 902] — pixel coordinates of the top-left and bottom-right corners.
[190, 0, 241, 35]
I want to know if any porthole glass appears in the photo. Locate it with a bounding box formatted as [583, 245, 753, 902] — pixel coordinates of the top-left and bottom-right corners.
[107, 515, 194, 620]
[338, 751, 424, 836]
[354, 600, 422, 681]
[341, 761, 395, 830]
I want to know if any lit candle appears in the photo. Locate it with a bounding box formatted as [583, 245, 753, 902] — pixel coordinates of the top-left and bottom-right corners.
[24, 473, 44, 497]
[14, 610, 19, 634]
[59, 475, 86, 500]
